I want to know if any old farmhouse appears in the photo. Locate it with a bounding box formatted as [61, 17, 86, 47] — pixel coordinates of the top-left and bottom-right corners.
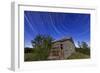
[48, 37, 76, 60]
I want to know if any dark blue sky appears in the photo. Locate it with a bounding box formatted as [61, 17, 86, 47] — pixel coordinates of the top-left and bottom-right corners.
[24, 11, 90, 48]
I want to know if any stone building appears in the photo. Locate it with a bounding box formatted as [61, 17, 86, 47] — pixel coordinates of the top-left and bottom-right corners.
[48, 37, 76, 60]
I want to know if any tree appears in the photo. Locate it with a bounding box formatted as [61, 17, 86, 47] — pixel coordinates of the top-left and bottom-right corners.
[76, 41, 90, 55]
[78, 41, 81, 48]
[31, 34, 53, 60]
[31, 34, 44, 48]
[81, 41, 89, 49]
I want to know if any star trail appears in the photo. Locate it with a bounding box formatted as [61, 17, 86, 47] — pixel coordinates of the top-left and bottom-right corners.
[24, 11, 90, 48]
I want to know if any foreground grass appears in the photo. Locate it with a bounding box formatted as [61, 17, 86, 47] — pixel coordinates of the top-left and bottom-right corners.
[67, 52, 90, 59]
[24, 53, 37, 61]
[25, 52, 90, 61]
[24, 52, 49, 61]
[25, 48, 90, 61]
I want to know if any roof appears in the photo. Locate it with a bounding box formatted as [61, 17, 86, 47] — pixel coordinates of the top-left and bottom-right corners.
[52, 37, 73, 43]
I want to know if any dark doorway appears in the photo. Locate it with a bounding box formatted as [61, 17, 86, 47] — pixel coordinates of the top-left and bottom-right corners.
[60, 44, 63, 50]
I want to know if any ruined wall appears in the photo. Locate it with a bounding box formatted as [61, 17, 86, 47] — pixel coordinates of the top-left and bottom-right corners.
[62, 40, 75, 58]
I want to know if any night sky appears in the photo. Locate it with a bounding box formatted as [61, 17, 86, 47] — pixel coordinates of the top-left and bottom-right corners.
[24, 11, 90, 48]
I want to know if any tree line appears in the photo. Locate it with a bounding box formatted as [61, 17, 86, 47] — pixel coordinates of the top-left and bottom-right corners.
[24, 34, 90, 61]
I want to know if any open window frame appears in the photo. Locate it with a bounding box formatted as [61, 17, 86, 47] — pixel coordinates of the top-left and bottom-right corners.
[11, 1, 97, 71]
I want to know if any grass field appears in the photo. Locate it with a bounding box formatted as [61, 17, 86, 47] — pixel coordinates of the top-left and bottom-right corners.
[67, 52, 90, 59]
[25, 51, 90, 61]
[24, 53, 37, 61]
[24, 47, 90, 61]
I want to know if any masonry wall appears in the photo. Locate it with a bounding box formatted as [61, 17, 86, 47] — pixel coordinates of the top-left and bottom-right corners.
[62, 40, 75, 58]
[51, 40, 76, 59]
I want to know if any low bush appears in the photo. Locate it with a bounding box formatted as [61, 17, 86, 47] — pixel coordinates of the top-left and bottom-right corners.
[75, 48, 90, 55]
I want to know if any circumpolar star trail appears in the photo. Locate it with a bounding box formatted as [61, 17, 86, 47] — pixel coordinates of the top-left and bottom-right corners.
[49, 14, 62, 35]
[24, 11, 90, 48]
[24, 14, 37, 35]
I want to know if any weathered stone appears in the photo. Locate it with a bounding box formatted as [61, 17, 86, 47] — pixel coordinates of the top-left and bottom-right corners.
[48, 37, 76, 60]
